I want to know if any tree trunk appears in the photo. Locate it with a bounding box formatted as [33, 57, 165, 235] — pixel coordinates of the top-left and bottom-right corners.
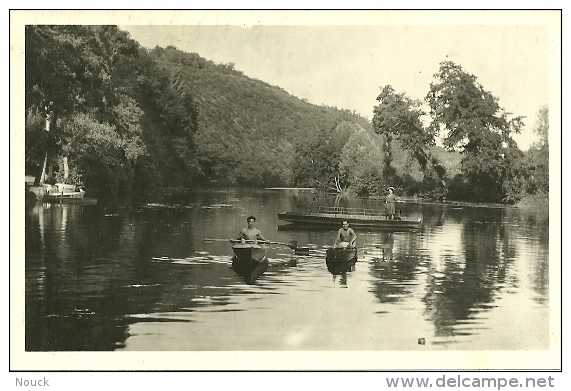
[63, 156, 69, 182]
[39, 153, 48, 185]
[38, 109, 53, 185]
[334, 176, 342, 192]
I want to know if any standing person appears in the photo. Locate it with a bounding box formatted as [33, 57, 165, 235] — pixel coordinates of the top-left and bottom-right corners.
[385, 186, 401, 220]
[236, 215, 267, 244]
[333, 220, 357, 248]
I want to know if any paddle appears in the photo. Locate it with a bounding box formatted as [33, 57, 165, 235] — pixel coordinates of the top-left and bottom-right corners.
[202, 237, 298, 250]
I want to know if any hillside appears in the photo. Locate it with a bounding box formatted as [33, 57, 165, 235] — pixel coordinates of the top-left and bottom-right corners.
[149, 46, 373, 186]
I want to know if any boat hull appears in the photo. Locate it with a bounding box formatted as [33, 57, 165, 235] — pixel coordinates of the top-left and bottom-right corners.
[326, 247, 358, 264]
[231, 244, 269, 284]
[42, 183, 86, 202]
[43, 191, 85, 202]
[325, 248, 357, 275]
[278, 212, 421, 230]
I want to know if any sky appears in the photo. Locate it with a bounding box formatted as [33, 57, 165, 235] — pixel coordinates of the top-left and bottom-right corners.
[115, 10, 560, 151]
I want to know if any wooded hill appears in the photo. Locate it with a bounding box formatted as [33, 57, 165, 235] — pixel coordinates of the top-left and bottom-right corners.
[148, 46, 373, 187]
[25, 26, 546, 205]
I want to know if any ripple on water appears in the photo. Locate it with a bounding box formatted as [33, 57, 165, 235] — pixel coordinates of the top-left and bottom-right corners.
[151, 255, 230, 265]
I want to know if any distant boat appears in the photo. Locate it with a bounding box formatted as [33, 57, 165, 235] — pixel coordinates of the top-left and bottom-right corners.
[43, 183, 85, 202]
[278, 207, 422, 230]
[231, 243, 269, 284]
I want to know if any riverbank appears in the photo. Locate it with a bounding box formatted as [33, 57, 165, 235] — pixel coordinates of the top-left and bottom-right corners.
[515, 192, 549, 209]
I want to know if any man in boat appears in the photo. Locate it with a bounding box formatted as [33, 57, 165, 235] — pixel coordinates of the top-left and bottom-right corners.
[333, 220, 357, 249]
[236, 215, 268, 244]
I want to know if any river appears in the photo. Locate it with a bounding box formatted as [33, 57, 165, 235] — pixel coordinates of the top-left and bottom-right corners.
[22, 188, 555, 368]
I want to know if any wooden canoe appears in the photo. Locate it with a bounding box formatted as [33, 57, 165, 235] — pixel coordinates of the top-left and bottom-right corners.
[325, 247, 357, 275]
[231, 244, 269, 284]
[326, 247, 358, 264]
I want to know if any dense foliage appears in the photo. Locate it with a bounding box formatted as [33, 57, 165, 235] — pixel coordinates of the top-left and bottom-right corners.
[426, 61, 526, 203]
[24, 27, 549, 206]
[25, 26, 201, 204]
[520, 106, 549, 197]
[372, 85, 447, 198]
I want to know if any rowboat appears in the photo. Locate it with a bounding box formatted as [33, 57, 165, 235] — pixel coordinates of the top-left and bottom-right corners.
[326, 257, 357, 276]
[231, 243, 269, 284]
[326, 247, 357, 275]
[278, 207, 421, 230]
[43, 183, 85, 202]
[326, 246, 358, 264]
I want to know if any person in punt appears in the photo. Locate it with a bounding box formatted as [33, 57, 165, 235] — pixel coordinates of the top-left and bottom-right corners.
[385, 186, 402, 220]
[333, 220, 357, 249]
[236, 215, 268, 244]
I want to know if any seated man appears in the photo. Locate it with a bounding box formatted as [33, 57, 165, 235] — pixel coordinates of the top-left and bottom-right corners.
[236, 215, 267, 244]
[333, 220, 356, 248]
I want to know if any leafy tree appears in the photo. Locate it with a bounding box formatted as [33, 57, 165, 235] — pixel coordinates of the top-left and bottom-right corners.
[373, 85, 436, 169]
[372, 85, 444, 195]
[426, 61, 524, 202]
[59, 112, 146, 203]
[338, 124, 384, 195]
[25, 25, 142, 185]
[292, 122, 353, 191]
[522, 105, 549, 196]
[533, 105, 549, 147]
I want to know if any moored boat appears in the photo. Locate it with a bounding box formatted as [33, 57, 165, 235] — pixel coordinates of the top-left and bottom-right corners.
[43, 183, 85, 202]
[278, 207, 421, 230]
[231, 243, 269, 284]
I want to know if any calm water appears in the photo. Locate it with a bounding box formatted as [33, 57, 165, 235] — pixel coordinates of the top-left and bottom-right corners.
[24, 188, 550, 352]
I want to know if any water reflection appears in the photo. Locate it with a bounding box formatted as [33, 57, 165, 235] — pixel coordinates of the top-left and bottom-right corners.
[326, 257, 357, 287]
[24, 190, 551, 352]
[366, 230, 422, 304]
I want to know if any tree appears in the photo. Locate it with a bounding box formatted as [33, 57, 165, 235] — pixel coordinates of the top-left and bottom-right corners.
[292, 122, 352, 191]
[522, 105, 549, 195]
[25, 25, 139, 184]
[338, 124, 384, 195]
[533, 105, 549, 147]
[373, 85, 436, 169]
[372, 85, 442, 194]
[60, 112, 146, 204]
[426, 61, 524, 202]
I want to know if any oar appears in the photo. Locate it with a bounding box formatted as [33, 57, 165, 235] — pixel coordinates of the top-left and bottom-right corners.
[262, 240, 298, 250]
[203, 237, 235, 243]
[203, 237, 298, 250]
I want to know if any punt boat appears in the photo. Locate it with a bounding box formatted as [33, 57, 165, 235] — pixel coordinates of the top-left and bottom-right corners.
[278, 207, 421, 230]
